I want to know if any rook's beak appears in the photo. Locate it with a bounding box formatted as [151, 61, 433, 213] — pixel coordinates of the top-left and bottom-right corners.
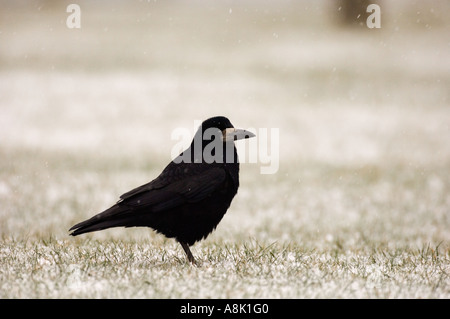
[222, 128, 256, 142]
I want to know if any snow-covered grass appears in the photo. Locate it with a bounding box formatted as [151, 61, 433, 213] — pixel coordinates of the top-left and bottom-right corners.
[0, 237, 447, 298]
[1, 1, 449, 298]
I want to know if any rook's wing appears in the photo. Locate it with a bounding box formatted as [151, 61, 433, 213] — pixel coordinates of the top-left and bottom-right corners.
[69, 166, 227, 235]
[120, 166, 226, 212]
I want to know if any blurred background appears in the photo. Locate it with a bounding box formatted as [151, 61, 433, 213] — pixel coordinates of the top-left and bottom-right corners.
[1, 1, 449, 247]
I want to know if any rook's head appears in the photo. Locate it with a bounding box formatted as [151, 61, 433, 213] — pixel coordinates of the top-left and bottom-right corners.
[185, 116, 255, 164]
[199, 116, 255, 143]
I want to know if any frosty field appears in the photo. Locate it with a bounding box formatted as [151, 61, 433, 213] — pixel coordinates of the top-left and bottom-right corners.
[1, 1, 449, 298]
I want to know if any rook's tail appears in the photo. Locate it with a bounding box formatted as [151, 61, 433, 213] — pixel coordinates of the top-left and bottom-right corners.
[69, 204, 133, 236]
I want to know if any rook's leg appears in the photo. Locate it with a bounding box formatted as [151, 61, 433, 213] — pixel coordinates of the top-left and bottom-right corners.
[180, 242, 197, 265]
